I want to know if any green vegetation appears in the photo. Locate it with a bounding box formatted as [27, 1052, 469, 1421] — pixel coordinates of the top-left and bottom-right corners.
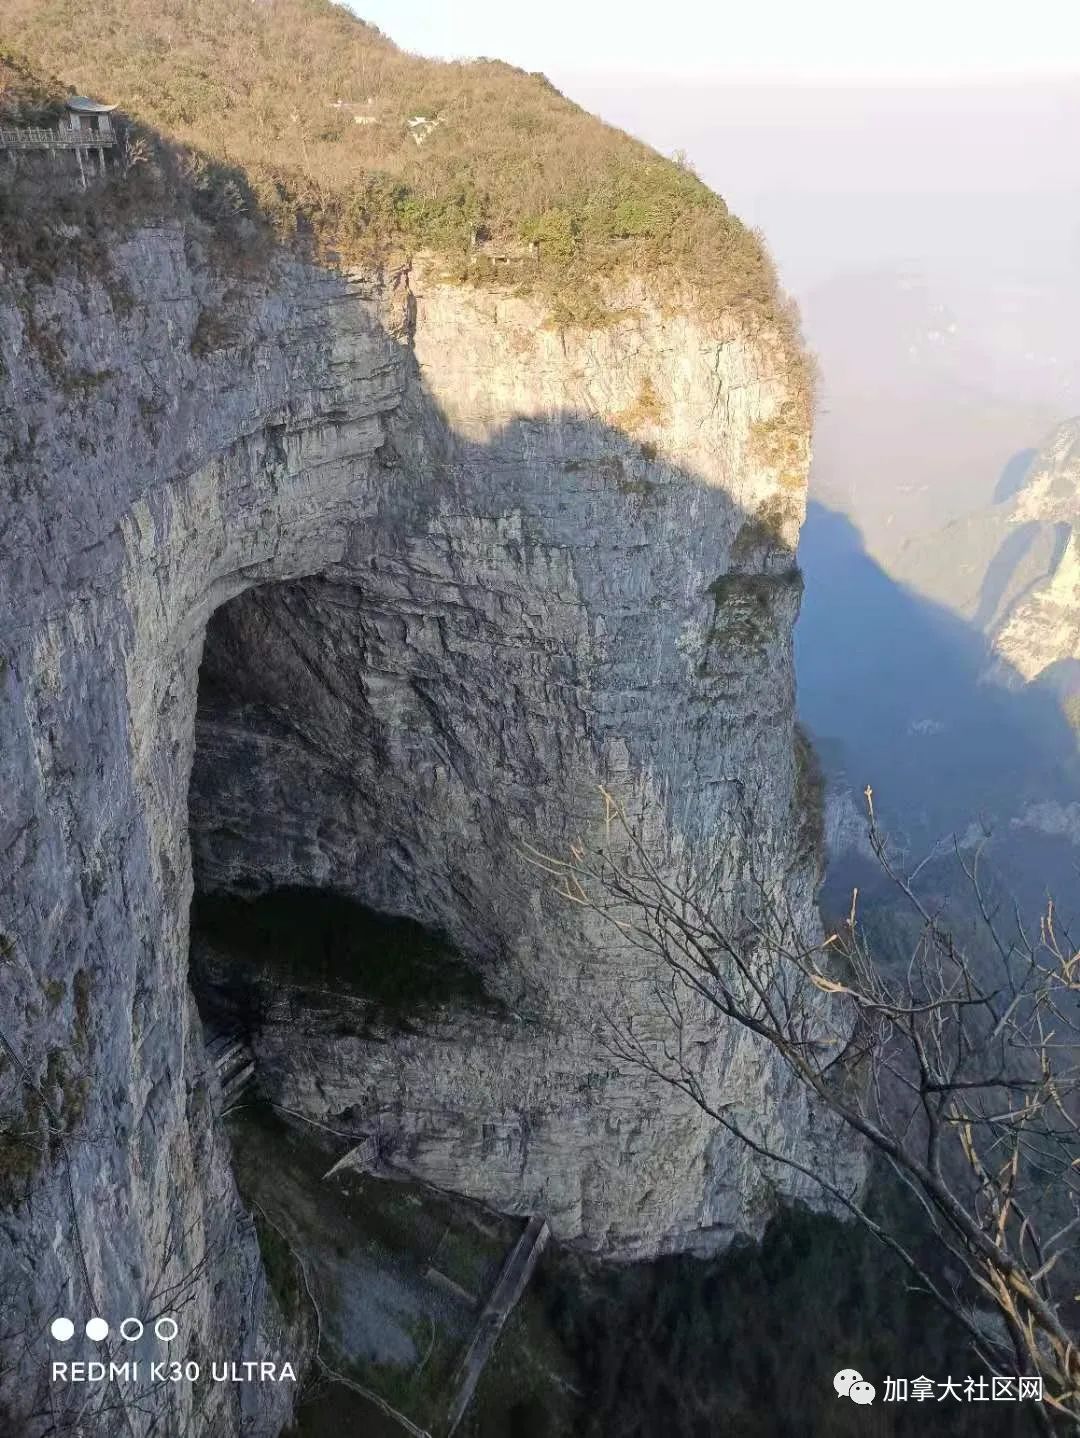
[283, 1386, 410, 1438]
[561, 456, 624, 479]
[44, 1047, 89, 1135]
[0, 1087, 45, 1206]
[699, 570, 802, 673]
[229, 1104, 509, 1433]
[461, 1282, 578, 1438]
[793, 721, 826, 866]
[71, 967, 91, 1051]
[253, 1207, 303, 1322]
[0, 1037, 89, 1206]
[226, 1111, 1026, 1438]
[2, 0, 809, 385]
[616, 477, 657, 498]
[0, 959, 92, 1207]
[731, 495, 799, 563]
[464, 1168, 1032, 1438]
[191, 886, 498, 1025]
[42, 977, 65, 1010]
[0, 45, 270, 281]
[749, 402, 810, 493]
[189, 302, 239, 356]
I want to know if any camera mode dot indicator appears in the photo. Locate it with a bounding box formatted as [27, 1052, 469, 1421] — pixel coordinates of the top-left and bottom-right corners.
[50, 1318, 74, 1342]
[85, 1317, 109, 1342]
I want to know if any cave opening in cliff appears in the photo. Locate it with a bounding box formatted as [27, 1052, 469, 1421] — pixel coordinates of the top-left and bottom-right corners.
[182, 578, 532, 1435]
[185, 578, 498, 1039]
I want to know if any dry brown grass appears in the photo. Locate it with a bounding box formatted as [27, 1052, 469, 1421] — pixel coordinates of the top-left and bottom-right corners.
[2, 0, 810, 388]
[0, 48, 59, 118]
[616, 376, 667, 433]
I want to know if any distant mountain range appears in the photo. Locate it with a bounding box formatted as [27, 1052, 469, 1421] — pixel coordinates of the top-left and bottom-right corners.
[797, 418, 1080, 916]
[890, 416, 1080, 696]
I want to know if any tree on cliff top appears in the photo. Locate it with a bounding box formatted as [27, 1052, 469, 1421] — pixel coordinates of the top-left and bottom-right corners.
[1, 0, 804, 372]
[527, 785, 1080, 1433]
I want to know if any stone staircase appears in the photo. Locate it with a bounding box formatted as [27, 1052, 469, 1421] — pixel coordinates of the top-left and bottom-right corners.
[205, 1030, 256, 1109]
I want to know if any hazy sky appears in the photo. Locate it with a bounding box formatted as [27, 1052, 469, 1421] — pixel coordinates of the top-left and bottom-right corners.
[351, 0, 1080, 546]
[352, 0, 1080, 81]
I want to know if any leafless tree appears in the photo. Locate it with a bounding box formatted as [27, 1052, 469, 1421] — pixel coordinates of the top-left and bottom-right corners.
[524, 782, 1080, 1433]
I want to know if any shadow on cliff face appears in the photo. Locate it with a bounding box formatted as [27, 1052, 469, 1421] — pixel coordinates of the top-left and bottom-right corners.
[0, 210, 831, 1436]
[796, 499, 1080, 915]
[175, 399, 837, 1434]
[185, 397, 811, 1004]
[993, 447, 1038, 503]
[190, 886, 500, 1038]
[500, 1177, 1032, 1438]
[178, 431, 1067, 1438]
[969, 517, 1070, 633]
[3, 75, 1065, 1438]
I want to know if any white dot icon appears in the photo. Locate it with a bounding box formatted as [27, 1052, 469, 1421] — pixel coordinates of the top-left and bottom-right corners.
[50, 1318, 74, 1342]
[85, 1317, 109, 1342]
[119, 1318, 144, 1342]
[154, 1316, 178, 1343]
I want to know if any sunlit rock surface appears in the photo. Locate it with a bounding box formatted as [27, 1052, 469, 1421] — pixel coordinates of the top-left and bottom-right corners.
[1, 233, 857, 1433]
[984, 419, 1080, 689]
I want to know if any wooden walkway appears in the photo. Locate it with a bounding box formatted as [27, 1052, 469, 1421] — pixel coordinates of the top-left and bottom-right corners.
[443, 1214, 550, 1436]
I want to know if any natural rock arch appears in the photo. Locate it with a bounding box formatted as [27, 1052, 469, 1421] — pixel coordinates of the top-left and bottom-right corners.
[1, 240, 854, 1433]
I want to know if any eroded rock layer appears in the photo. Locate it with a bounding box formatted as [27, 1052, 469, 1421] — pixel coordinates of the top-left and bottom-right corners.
[1, 233, 856, 1433]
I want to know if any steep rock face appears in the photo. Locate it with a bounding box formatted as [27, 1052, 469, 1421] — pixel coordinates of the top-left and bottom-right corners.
[1, 230, 855, 1431]
[985, 418, 1080, 690]
[188, 274, 852, 1254]
[1, 231, 385, 1437]
[886, 417, 1080, 692]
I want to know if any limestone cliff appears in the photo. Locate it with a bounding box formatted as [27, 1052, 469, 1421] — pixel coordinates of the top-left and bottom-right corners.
[984, 418, 1080, 690]
[0, 81, 860, 1437]
[883, 416, 1080, 692]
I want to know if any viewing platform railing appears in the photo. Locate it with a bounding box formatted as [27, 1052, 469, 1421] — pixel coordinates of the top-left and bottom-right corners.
[0, 123, 116, 151]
